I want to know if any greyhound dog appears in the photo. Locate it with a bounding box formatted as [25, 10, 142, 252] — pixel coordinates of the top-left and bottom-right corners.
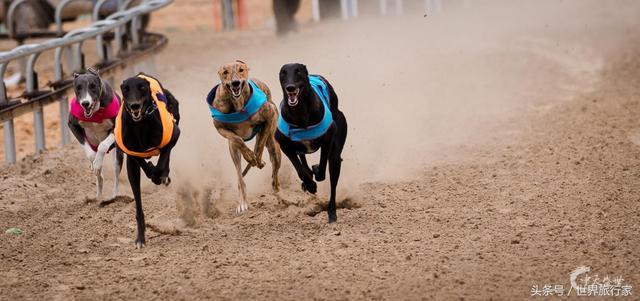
[206, 60, 281, 214]
[276, 63, 348, 223]
[115, 73, 180, 248]
[68, 68, 123, 199]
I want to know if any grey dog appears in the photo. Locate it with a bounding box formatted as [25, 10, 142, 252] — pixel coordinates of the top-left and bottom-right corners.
[67, 68, 123, 199]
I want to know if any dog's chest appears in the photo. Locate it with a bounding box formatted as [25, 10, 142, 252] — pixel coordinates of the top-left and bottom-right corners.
[299, 140, 321, 154]
[80, 120, 114, 146]
[230, 122, 261, 141]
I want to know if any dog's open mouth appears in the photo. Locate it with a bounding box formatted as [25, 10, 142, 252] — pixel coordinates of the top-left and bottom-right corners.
[83, 101, 99, 118]
[229, 82, 244, 98]
[129, 107, 143, 121]
[287, 88, 299, 106]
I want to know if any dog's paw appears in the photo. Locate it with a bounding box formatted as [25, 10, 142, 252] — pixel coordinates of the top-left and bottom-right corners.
[135, 240, 145, 249]
[312, 164, 325, 182]
[235, 202, 249, 214]
[256, 159, 265, 169]
[301, 181, 317, 194]
[242, 150, 258, 166]
[328, 211, 337, 223]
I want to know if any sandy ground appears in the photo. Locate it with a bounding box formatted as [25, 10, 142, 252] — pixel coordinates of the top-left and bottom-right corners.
[2, 0, 640, 300]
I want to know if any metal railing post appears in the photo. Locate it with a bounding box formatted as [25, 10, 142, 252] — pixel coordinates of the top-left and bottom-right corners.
[221, 0, 234, 30]
[0, 63, 7, 107]
[312, 0, 320, 22]
[1, 61, 16, 164]
[59, 98, 70, 145]
[26, 52, 46, 153]
[394, 0, 403, 15]
[55, 0, 93, 36]
[4, 120, 16, 164]
[6, 0, 29, 38]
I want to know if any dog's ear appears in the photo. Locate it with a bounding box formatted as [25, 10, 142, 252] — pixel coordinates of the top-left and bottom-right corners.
[120, 81, 129, 94]
[73, 72, 80, 78]
[299, 64, 309, 76]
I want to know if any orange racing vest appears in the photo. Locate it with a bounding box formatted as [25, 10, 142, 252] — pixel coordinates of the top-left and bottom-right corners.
[114, 74, 174, 158]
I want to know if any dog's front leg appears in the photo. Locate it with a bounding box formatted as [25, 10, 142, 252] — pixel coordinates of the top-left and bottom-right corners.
[313, 138, 334, 182]
[282, 148, 317, 194]
[216, 127, 258, 167]
[251, 130, 268, 169]
[229, 142, 249, 213]
[92, 134, 116, 197]
[92, 133, 115, 173]
[126, 156, 145, 248]
[82, 142, 103, 197]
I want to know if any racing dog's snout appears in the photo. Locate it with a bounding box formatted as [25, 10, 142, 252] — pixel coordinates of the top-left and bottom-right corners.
[231, 80, 242, 88]
[81, 101, 91, 108]
[130, 103, 141, 110]
[285, 85, 296, 92]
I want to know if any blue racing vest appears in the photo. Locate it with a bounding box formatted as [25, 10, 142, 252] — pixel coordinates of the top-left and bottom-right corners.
[277, 75, 333, 142]
[206, 80, 267, 124]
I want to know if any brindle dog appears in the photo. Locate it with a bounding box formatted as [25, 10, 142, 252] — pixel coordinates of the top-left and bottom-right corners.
[209, 60, 281, 214]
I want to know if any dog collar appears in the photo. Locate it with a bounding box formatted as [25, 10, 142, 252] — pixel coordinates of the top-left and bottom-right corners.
[277, 75, 334, 142]
[206, 79, 267, 124]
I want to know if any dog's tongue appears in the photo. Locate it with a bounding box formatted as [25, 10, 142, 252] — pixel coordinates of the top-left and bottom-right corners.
[287, 94, 298, 105]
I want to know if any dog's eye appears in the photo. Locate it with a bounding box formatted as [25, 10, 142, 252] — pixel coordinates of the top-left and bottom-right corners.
[239, 68, 244, 73]
[76, 85, 82, 90]
[122, 86, 129, 93]
[223, 70, 229, 75]
[89, 84, 96, 90]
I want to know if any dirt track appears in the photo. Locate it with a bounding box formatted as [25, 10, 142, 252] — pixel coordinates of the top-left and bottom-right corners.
[2, 1, 640, 300]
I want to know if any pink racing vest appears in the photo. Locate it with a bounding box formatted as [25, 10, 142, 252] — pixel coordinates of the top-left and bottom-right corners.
[69, 94, 120, 151]
[70, 94, 120, 123]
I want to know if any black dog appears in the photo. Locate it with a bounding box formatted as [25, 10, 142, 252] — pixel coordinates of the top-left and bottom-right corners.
[276, 63, 348, 223]
[114, 73, 180, 248]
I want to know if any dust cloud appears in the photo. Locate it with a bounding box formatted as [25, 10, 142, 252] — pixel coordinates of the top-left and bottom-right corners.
[158, 0, 637, 209]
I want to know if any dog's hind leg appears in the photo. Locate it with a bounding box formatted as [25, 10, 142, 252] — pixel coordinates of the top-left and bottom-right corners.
[327, 150, 342, 223]
[266, 136, 281, 192]
[312, 145, 329, 182]
[230, 142, 249, 214]
[112, 149, 124, 198]
[150, 127, 180, 186]
[126, 156, 146, 248]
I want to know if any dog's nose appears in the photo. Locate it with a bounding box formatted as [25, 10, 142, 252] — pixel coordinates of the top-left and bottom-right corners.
[231, 80, 241, 88]
[285, 85, 296, 92]
[130, 103, 141, 110]
[81, 101, 91, 108]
